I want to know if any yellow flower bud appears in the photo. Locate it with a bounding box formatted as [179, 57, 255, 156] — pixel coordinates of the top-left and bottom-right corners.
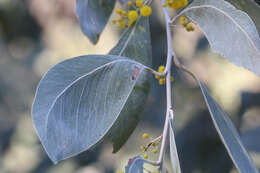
[112, 20, 117, 24]
[128, 10, 139, 21]
[116, 8, 122, 14]
[121, 10, 127, 17]
[118, 18, 123, 22]
[159, 78, 166, 85]
[152, 149, 158, 154]
[155, 74, 160, 79]
[142, 133, 149, 139]
[171, 76, 174, 82]
[140, 5, 152, 17]
[118, 21, 126, 29]
[180, 0, 188, 7]
[143, 154, 148, 159]
[158, 65, 165, 73]
[128, 10, 139, 26]
[169, 0, 188, 9]
[186, 23, 195, 32]
[180, 15, 188, 26]
[162, 3, 168, 7]
[136, 0, 143, 7]
[127, 1, 133, 6]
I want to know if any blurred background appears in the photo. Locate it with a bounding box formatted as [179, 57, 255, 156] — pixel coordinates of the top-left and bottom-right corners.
[0, 0, 260, 173]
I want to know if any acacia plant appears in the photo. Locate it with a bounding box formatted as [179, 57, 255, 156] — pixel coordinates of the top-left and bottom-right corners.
[32, 0, 260, 172]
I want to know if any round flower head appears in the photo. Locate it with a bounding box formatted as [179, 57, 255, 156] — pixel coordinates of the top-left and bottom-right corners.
[115, 8, 122, 14]
[159, 78, 166, 85]
[186, 23, 195, 31]
[158, 65, 165, 73]
[127, 1, 133, 6]
[142, 133, 149, 139]
[140, 5, 152, 17]
[136, 0, 143, 7]
[118, 21, 126, 29]
[180, 16, 189, 26]
[152, 148, 158, 154]
[128, 10, 139, 26]
[128, 10, 138, 21]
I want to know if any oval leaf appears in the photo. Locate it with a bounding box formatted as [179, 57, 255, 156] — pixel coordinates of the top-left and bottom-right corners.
[75, 0, 115, 44]
[32, 55, 146, 163]
[178, 0, 260, 75]
[199, 82, 259, 173]
[109, 17, 152, 152]
[169, 117, 182, 173]
[125, 156, 144, 173]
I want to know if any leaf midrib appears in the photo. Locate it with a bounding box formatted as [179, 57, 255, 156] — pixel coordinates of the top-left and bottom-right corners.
[43, 58, 144, 140]
[179, 4, 260, 54]
[199, 82, 258, 173]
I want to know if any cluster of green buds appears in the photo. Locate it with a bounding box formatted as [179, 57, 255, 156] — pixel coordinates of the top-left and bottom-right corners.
[180, 15, 195, 32]
[154, 65, 174, 85]
[162, 0, 188, 10]
[113, 0, 152, 29]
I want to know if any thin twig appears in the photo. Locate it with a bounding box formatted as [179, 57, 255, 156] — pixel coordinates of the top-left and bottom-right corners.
[143, 135, 162, 152]
[156, 0, 174, 169]
[173, 55, 199, 82]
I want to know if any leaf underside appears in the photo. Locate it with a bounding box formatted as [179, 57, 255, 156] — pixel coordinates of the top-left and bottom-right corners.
[180, 0, 260, 75]
[32, 15, 152, 163]
[199, 82, 259, 173]
[32, 55, 146, 163]
[109, 17, 152, 153]
[75, 0, 116, 44]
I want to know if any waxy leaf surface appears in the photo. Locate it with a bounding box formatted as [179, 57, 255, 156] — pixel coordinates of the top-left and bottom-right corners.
[109, 17, 152, 152]
[32, 55, 146, 163]
[199, 82, 259, 173]
[76, 0, 115, 44]
[179, 0, 260, 75]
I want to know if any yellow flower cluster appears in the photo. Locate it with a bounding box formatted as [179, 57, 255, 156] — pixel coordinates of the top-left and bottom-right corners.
[155, 65, 174, 85]
[113, 0, 152, 29]
[180, 16, 195, 32]
[162, 0, 188, 10]
[140, 133, 161, 160]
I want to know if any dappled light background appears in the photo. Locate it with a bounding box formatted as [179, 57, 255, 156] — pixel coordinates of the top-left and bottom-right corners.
[0, 0, 260, 173]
